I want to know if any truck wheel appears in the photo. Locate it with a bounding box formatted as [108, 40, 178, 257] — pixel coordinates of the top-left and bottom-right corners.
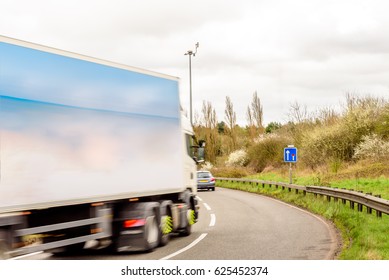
[144, 215, 159, 251]
[0, 241, 9, 260]
[0, 230, 11, 260]
[159, 214, 172, 247]
[181, 207, 196, 237]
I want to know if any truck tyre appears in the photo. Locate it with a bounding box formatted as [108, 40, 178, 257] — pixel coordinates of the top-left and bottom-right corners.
[0, 242, 9, 259]
[158, 201, 173, 247]
[0, 230, 11, 260]
[144, 214, 159, 251]
[159, 215, 172, 247]
[181, 204, 196, 237]
[180, 190, 196, 237]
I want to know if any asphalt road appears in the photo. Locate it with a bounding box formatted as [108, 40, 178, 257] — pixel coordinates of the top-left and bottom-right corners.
[18, 187, 338, 260]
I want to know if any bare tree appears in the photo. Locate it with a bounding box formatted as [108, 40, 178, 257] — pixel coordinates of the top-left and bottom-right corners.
[224, 96, 236, 131]
[201, 100, 218, 163]
[288, 101, 310, 123]
[202, 101, 217, 129]
[251, 91, 264, 129]
[224, 96, 237, 151]
[315, 106, 338, 125]
[246, 105, 254, 127]
[246, 91, 264, 138]
[193, 110, 201, 127]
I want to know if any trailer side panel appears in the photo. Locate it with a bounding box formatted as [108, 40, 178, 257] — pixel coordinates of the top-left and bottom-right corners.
[0, 40, 184, 213]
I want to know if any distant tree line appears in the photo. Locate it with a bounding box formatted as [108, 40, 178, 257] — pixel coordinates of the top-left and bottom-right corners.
[193, 93, 389, 177]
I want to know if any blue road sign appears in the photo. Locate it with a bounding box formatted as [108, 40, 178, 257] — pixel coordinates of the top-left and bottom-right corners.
[284, 147, 298, 162]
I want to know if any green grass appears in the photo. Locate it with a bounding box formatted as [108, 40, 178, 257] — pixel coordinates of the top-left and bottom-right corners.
[216, 179, 389, 260]
[330, 177, 389, 199]
[246, 172, 389, 200]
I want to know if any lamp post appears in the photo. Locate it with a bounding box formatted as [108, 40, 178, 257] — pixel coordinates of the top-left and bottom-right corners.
[185, 42, 199, 126]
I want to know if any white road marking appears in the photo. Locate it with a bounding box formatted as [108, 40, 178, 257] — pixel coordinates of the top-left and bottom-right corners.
[10, 251, 44, 260]
[159, 233, 208, 260]
[197, 196, 203, 202]
[203, 203, 211, 211]
[209, 214, 216, 227]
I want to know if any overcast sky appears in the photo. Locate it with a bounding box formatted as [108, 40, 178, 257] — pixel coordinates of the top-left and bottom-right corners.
[1, 0, 388, 126]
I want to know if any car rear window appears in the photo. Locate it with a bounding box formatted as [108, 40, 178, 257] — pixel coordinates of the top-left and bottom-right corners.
[197, 172, 211, 178]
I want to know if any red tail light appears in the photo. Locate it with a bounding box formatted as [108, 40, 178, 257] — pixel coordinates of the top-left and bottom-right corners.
[123, 219, 146, 228]
[211, 177, 215, 182]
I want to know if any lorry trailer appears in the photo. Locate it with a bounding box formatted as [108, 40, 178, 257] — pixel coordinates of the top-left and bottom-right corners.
[0, 35, 199, 258]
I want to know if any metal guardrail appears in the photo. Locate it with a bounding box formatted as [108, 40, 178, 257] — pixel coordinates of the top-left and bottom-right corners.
[216, 177, 389, 217]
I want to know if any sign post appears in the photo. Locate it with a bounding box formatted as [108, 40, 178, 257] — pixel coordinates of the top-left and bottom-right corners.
[284, 146, 297, 184]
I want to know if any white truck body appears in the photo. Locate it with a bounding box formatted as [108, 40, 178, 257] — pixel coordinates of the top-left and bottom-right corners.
[0, 36, 198, 258]
[0, 35, 195, 213]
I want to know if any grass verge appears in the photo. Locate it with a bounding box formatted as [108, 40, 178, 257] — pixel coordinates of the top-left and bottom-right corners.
[246, 172, 389, 200]
[216, 179, 389, 260]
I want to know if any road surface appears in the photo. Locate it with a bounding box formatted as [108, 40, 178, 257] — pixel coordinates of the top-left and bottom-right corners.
[16, 187, 339, 260]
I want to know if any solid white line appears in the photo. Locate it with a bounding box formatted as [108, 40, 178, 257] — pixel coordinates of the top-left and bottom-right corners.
[203, 203, 211, 211]
[209, 214, 216, 227]
[10, 251, 44, 260]
[159, 233, 208, 260]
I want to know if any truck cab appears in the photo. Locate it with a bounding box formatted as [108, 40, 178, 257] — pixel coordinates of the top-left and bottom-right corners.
[181, 114, 197, 195]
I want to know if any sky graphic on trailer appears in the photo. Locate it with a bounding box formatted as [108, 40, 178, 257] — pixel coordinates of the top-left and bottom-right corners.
[0, 41, 184, 211]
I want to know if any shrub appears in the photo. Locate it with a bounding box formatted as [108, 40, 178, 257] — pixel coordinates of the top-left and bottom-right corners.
[225, 149, 248, 167]
[211, 166, 249, 178]
[247, 134, 290, 172]
[353, 134, 389, 160]
[301, 122, 354, 169]
[300, 96, 388, 169]
[375, 104, 389, 139]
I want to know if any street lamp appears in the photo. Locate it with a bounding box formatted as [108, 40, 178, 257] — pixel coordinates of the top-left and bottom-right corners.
[185, 42, 199, 126]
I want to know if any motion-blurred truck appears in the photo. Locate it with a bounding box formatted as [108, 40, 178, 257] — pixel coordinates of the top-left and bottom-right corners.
[0, 35, 201, 258]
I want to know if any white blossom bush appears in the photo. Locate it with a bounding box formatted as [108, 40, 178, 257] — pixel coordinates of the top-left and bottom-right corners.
[201, 161, 214, 170]
[353, 134, 389, 160]
[226, 149, 248, 167]
[253, 132, 282, 144]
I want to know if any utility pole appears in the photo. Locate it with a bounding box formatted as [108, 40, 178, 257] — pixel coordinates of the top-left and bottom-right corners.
[185, 42, 199, 126]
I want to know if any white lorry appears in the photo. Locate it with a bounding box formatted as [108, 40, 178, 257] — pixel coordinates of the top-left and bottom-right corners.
[0, 35, 202, 258]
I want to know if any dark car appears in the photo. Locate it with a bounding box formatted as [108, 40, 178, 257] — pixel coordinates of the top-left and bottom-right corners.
[196, 171, 215, 191]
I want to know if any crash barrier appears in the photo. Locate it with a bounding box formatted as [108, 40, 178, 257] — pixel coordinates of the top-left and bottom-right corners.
[216, 177, 389, 217]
